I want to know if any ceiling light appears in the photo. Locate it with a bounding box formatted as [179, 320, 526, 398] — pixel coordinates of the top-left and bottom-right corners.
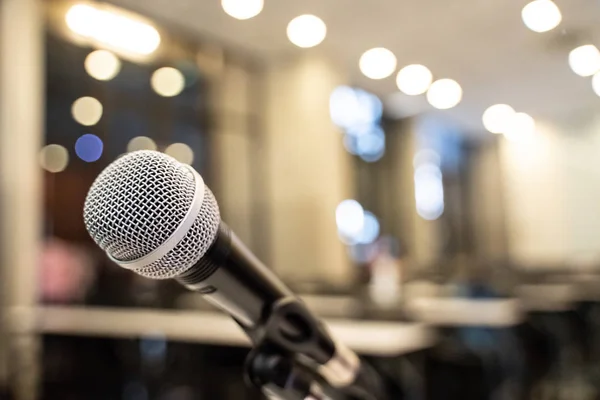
[151, 67, 185, 97]
[426, 79, 462, 110]
[286, 15, 327, 48]
[85, 50, 121, 81]
[569, 45, 600, 77]
[71, 96, 103, 126]
[504, 112, 536, 141]
[396, 64, 432, 95]
[521, 0, 562, 33]
[482, 104, 515, 134]
[65, 4, 160, 56]
[592, 72, 600, 97]
[221, 0, 263, 20]
[359, 48, 397, 80]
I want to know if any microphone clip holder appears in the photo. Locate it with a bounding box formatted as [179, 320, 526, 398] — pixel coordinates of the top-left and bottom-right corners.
[241, 297, 345, 399]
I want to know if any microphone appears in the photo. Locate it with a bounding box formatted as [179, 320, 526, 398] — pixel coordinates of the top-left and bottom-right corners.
[83, 150, 363, 392]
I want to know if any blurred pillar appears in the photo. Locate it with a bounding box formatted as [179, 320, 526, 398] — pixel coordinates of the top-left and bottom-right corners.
[0, 0, 44, 399]
[262, 55, 355, 289]
[211, 60, 253, 246]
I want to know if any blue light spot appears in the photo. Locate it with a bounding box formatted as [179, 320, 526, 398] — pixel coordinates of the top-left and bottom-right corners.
[75, 134, 103, 162]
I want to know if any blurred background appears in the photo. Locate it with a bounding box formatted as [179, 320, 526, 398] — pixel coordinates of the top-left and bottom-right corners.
[2, 0, 600, 398]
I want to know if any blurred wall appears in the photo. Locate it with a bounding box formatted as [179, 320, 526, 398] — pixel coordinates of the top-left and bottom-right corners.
[262, 55, 355, 289]
[499, 115, 600, 269]
[211, 59, 254, 246]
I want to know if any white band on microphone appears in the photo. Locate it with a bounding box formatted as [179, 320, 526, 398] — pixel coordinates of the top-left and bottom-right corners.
[109, 165, 205, 270]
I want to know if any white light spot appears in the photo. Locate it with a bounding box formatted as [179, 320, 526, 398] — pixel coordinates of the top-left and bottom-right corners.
[151, 67, 185, 97]
[336, 200, 365, 239]
[286, 15, 327, 48]
[521, 0, 562, 33]
[221, 0, 263, 20]
[482, 104, 516, 134]
[396, 64, 432, 95]
[85, 50, 121, 81]
[569, 45, 600, 77]
[426, 79, 462, 110]
[414, 164, 444, 220]
[71, 96, 103, 126]
[359, 48, 397, 80]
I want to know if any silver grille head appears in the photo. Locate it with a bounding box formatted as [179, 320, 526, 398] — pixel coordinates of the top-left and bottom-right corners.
[83, 150, 220, 279]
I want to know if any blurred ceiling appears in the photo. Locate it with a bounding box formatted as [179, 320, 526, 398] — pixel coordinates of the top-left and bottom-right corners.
[110, 0, 600, 134]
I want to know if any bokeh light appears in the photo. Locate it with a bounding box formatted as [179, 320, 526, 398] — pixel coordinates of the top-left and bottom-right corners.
[165, 143, 194, 165]
[336, 200, 365, 239]
[482, 104, 516, 134]
[151, 67, 185, 97]
[65, 4, 160, 55]
[359, 48, 397, 80]
[414, 164, 444, 220]
[413, 149, 441, 168]
[39, 144, 69, 173]
[221, 0, 263, 20]
[329, 86, 382, 130]
[343, 134, 359, 155]
[356, 211, 380, 245]
[569, 45, 600, 77]
[396, 64, 432, 95]
[426, 79, 462, 110]
[354, 126, 385, 162]
[85, 50, 121, 81]
[521, 0, 562, 33]
[286, 15, 327, 48]
[71, 96, 103, 126]
[127, 136, 157, 152]
[75, 134, 103, 162]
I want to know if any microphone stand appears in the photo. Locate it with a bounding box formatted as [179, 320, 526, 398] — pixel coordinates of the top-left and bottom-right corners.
[239, 297, 389, 400]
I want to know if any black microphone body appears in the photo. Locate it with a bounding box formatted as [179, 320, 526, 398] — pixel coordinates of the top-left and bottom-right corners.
[176, 222, 349, 373]
[177, 222, 293, 329]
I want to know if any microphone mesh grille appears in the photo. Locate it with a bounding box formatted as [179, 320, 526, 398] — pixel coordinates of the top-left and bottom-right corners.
[83, 150, 220, 279]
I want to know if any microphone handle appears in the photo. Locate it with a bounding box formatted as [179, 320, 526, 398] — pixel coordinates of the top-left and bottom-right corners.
[177, 223, 385, 396]
[177, 223, 293, 329]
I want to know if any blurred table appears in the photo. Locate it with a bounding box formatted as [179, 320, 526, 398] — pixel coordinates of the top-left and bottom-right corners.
[405, 297, 523, 327]
[36, 306, 436, 357]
